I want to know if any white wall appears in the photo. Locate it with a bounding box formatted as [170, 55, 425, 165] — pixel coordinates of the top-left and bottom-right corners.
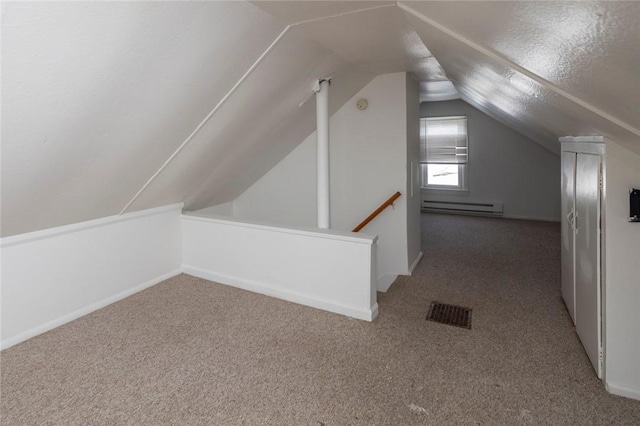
[182, 214, 377, 321]
[232, 140, 316, 228]
[233, 72, 414, 291]
[0, 204, 183, 349]
[2, 2, 374, 237]
[406, 74, 422, 271]
[192, 202, 234, 217]
[420, 100, 561, 222]
[604, 141, 640, 400]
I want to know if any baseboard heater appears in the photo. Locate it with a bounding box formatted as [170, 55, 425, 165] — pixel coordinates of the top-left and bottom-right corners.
[422, 200, 503, 215]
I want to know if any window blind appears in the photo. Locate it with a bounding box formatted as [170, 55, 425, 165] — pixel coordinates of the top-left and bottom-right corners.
[420, 116, 468, 164]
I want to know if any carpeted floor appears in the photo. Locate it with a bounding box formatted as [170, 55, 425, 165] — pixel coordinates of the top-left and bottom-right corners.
[2, 213, 639, 424]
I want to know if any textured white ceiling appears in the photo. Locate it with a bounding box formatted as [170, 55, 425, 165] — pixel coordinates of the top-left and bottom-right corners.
[3, 1, 639, 236]
[253, 1, 451, 83]
[404, 1, 640, 129]
[420, 81, 460, 103]
[251, 0, 396, 25]
[399, 1, 640, 155]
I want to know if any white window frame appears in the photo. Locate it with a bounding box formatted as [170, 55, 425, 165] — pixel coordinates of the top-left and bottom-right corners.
[420, 116, 468, 191]
[421, 163, 467, 191]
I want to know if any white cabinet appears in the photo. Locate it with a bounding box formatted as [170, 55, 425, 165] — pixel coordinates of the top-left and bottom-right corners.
[560, 136, 604, 378]
[561, 151, 577, 323]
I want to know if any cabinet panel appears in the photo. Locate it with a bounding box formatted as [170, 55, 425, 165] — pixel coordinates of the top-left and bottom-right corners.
[575, 153, 602, 377]
[561, 152, 576, 324]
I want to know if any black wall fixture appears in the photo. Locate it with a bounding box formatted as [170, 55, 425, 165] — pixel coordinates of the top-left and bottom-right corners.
[630, 189, 640, 222]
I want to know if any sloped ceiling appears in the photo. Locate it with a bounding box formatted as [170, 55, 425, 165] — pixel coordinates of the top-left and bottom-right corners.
[398, 1, 640, 156]
[257, 3, 431, 79]
[250, 0, 396, 25]
[128, 28, 373, 213]
[254, 1, 454, 100]
[1, 2, 374, 236]
[3, 1, 639, 237]
[255, 0, 640, 155]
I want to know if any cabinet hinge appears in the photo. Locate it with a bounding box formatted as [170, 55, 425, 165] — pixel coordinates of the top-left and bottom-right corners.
[598, 347, 604, 373]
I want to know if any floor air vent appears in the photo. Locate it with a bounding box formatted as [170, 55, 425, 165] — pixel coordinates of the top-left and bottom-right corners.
[426, 301, 472, 329]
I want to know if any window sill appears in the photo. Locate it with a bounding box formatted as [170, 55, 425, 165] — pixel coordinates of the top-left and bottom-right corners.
[421, 187, 469, 196]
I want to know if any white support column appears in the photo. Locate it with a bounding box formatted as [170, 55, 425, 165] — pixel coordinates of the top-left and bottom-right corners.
[315, 79, 331, 229]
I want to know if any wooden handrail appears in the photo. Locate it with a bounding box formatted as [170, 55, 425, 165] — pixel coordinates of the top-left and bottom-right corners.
[352, 191, 401, 232]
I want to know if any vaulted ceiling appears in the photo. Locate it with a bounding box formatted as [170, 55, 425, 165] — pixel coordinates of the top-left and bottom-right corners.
[399, 1, 640, 156]
[2, 1, 639, 237]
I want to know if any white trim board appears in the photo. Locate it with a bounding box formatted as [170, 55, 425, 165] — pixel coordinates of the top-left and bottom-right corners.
[501, 214, 561, 223]
[183, 265, 378, 322]
[1, 269, 182, 350]
[377, 251, 422, 292]
[182, 213, 377, 245]
[1, 203, 184, 247]
[1, 203, 183, 350]
[422, 210, 560, 223]
[409, 251, 424, 275]
[606, 382, 640, 402]
[377, 274, 398, 293]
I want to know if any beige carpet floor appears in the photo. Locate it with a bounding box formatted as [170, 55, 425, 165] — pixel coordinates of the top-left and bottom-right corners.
[2, 213, 639, 425]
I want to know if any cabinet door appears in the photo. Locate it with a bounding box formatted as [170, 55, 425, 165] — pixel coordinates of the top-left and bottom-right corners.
[575, 153, 602, 378]
[561, 152, 577, 324]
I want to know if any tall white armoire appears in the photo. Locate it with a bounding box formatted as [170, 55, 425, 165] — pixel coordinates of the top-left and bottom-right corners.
[560, 136, 605, 379]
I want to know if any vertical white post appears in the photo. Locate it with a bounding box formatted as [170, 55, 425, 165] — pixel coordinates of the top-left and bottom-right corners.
[316, 79, 331, 229]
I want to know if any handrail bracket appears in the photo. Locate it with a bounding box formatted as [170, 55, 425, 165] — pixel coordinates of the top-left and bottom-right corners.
[352, 191, 402, 233]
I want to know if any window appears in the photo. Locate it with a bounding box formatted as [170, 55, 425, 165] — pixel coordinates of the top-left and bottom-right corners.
[420, 116, 468, 190]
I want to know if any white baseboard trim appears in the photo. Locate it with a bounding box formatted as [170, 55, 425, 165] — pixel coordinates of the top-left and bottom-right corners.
[409, 251, 423, 275]
[421, 210, 560, 223]
[606, 382, 640, 401]
[377, 274, 398, 293]
[370, 303, 379, 321]
[501, 214, 561, 223]
[183, 265, 377, 321]
[0, 269, 182, 351]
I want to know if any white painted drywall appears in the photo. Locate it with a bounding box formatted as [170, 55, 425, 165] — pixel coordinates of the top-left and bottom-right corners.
[192, 202, 234, 217]
[252, 1, 396, 25]
[233, 134, 317, 228]
[233, 73, 413, 290]
[406, 74, 422, 270]
[271, 4, 441, 82]
[181, 214, 377, 321]
[420, 100, 561, 222]
[604, 142, 640, 400]
[6, 0, 639, 239]
[1, 1, 374, 237]
[0, 204, 183, 349]
[131, 26, 375, 216]
[0, 2, 278, 236]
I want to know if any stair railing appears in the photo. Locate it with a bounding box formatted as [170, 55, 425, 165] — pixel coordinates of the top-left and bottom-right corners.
[352, 191, 401, 232]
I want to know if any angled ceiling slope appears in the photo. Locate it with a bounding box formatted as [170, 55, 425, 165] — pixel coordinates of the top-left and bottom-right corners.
[253, 0, 456, 102]
[128, 28, 374, 214]
[399, 1, 640, 156]
[255, 0, 640, 157]
[4, 1, 639, 237]
[1, 1, 374, 236]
